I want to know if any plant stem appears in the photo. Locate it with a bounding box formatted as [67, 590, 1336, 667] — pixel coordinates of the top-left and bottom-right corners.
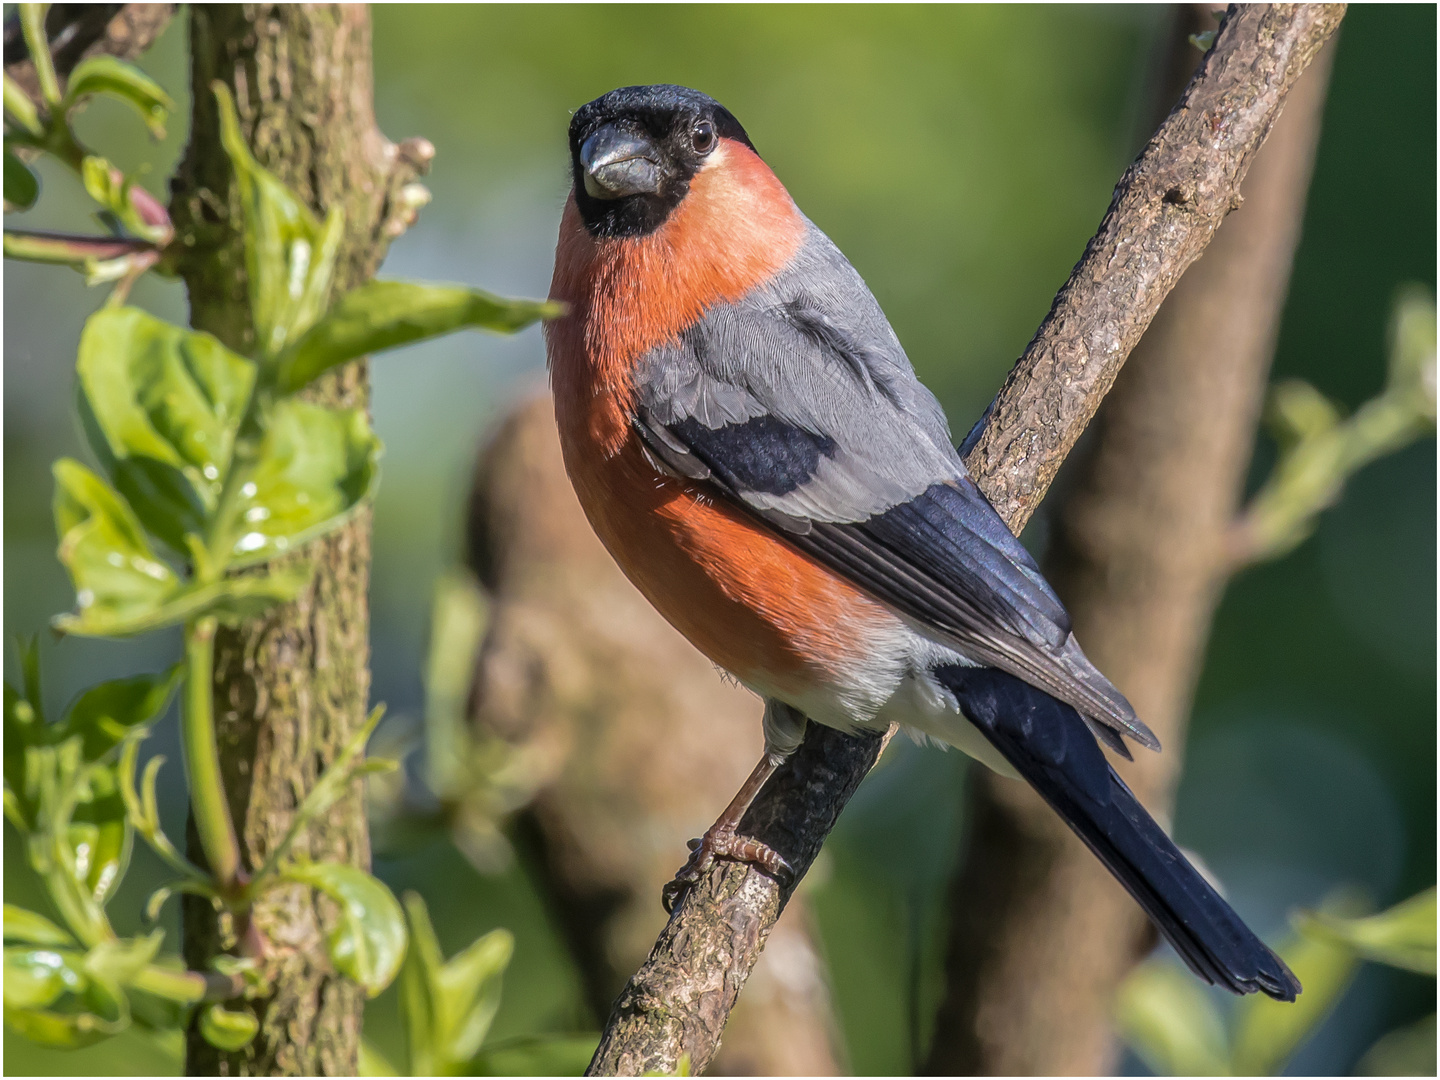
[181, 616, 242, 891]
[18, 4, 60, 106]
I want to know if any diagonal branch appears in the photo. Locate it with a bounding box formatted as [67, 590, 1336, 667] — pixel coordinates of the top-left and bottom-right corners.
[586, 5, 1347, 1076]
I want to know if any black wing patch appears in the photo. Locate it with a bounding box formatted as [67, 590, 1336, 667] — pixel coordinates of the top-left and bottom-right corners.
[636, 409, 1158, 752]
[668, 415, 837, 496]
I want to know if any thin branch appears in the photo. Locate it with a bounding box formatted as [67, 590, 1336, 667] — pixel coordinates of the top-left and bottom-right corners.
[586, 5, 1347, 1075]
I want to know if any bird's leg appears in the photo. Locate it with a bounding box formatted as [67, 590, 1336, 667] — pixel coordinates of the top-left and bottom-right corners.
[662, 752, 791, 912]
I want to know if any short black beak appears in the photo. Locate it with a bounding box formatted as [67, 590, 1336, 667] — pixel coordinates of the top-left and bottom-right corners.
[579, 125, 662, 199]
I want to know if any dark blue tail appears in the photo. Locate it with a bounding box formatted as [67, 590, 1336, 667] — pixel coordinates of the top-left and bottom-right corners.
[936, 665, 1301, 1001]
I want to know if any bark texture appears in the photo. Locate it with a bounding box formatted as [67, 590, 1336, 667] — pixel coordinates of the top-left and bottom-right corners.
[925, 16, 1336, 1076]
[169, 6, 429, 1075]
[466, 396, 843, 1075]
[587, 5, 1345, 1075]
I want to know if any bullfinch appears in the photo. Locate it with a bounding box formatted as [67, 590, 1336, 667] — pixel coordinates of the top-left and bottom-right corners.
[546, 84, 1300, 1001]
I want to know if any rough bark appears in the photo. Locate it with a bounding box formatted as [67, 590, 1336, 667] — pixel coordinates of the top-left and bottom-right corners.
[168, 6, 429, 1075]
[924, 14, 1336, 1075]
[3, 3, 176, 100]
[587, 5, 1346, 1075]
[466, 396, 844, 1075]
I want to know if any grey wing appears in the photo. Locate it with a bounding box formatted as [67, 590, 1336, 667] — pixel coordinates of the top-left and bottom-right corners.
[633, 221, 1156, 753]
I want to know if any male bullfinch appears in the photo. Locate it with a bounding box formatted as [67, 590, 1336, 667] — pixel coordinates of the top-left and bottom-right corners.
[546, 84, 1300, 1001]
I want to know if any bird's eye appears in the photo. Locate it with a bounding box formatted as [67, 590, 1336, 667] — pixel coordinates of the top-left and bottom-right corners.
[691, 120, 716, 155]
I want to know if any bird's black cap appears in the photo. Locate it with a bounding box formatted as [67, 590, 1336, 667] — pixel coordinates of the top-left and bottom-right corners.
[568, 85, 755, 238]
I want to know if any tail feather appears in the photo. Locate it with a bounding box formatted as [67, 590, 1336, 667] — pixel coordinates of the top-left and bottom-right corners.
[936, 665, 1301, 1001]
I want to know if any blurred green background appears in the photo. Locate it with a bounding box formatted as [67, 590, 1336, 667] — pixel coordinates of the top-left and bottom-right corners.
[4, 4, 1433, 1074]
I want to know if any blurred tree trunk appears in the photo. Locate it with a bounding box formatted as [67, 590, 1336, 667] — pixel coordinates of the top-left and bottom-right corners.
[169, 5, 429, 1074]
[925, 10, 1336, 1076]
[465, 395, 844, 1076]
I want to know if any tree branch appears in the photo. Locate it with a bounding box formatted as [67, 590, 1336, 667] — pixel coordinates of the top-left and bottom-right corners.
[586, 5, 1346, 1075]
[3, 4, 176, 102]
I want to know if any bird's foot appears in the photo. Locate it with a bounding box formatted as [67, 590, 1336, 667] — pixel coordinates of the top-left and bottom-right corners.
[661, 827, 791, 913]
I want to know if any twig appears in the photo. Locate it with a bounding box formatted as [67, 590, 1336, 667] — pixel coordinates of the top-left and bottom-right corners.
[585, 4, 1347, 1075]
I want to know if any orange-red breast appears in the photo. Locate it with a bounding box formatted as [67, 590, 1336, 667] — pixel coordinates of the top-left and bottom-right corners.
[545, 84, 1299, 1001]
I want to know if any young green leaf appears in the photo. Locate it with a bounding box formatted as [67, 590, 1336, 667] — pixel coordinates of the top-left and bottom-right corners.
[283, 863, 406, 997]
[68, 774, 131, 906]
[198, 1003, 259, 1051]
[1297, 886, 1437, 975]
[62, 665, 183, 761]
[83, 929, 164, 986]
[77, 306, 255, 513]
[222, 399, 381, 566]
[4, 148, 39, 211]
[4, 946, 87, 1010]
[213, 83, 344, 359]
[400, 890, 443, 1076]
[52, 458, 179, 635]
[275, 280, 563, 394]
[3, 905, 76, 948]
[1114, 957, 1230, 1077]
[62, 56, 174, 138]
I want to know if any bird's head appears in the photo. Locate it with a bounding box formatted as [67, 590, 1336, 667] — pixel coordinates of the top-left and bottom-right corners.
[568, 84, 756, 239]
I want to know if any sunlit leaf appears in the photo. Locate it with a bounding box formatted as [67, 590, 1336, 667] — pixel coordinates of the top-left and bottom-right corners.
[1298, 887, 1437, 975]
[3, 905, 75, 948]
[1232, 925, 1361, 1076]
[1114, 957, 1230, 1076]
[62, 665, 183, 761]
[198, 1003, 258, 1051]
[4, 148, 38, 210]
[399, 891, 513, 1074]
[283, 863, 406, 997]
[214, 83, 344, 359]
[223, 398, 381, 566]
[63, 56, 174, 138]
[400, 890, 442, 1075]
[4, 946, 86, 1009]
[276, 280, 562, 393]
[83, 929, 163, 985]
[77, 306, 255, 516]
[438, 926, 512, 1064]
[52, 458, 178, 635]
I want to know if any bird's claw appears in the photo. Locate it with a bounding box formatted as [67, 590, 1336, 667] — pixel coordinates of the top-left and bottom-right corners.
[661, 827, 791, 913]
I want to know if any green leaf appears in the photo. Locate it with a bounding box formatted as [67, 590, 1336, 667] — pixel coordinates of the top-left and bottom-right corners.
[79, 157, 165, 243]
[223, 398, 381, 566]
[1114, 957, 1230, 1076]
[4, 946, 86, 1009]
[3, 905, 75, 948]
[69, 769, 132, 906]
[1357, 1012, 1437, 1076]
[400, 891, 513, 1074]
[1297, 886, 1437, 975]
[283, 863, 406, 997]
[470, 1034, 600, 1077]
[62, 665, 183, 761]
[77, 306, 255, 517]
[4, 148, 39, 210]
[52, 458, 179, 634]
[360, 1037, 401, 1076]
[4, 73, 43, 137]
[276, 280, 562, 393]
[198, 1003, 258, 1051]
[4, 682, 42, 824]
[2, 945, 128, 1048]
[62, 56, 174, 138]
[84, 930, 163, 985]
[1232, 925, 1361, 1075]
[213, 82, 344, 359]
